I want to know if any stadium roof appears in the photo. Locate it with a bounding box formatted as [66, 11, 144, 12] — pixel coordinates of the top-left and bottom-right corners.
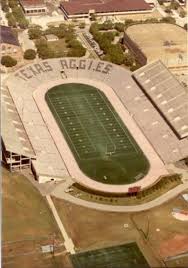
[60, 0, 151, 15]
[0, 26, 20, 46]
[132, 60, 188, 139]
[1, 87, 35, 158]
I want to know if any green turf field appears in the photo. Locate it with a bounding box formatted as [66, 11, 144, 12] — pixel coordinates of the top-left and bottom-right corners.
[46, 83, 149, 185]
[70, 242, 150, 268]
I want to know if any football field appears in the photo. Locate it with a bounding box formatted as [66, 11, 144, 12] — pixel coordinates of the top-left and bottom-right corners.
[46, 83, 149, 185]
[70, 242, 150, 268]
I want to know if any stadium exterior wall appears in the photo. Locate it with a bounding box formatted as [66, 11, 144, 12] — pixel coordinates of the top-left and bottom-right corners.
[124, 31, 147, 66]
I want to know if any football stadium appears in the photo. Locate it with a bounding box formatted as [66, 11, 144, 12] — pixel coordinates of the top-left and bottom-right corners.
[2, 58, 188, 194]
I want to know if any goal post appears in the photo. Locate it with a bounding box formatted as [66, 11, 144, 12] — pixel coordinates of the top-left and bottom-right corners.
[105, 143, 116, 156]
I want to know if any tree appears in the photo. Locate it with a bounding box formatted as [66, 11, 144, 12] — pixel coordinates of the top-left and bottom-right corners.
[130, 62, 142, 71]
[24, 49, 36, 60]
[158, 0, 164, 5]
[160, 16, 176, 24]
[107, 44, 125, 65]
[67, 46, 86, 57]
[99, 20, 113, 31]
[179, 9, 186, 18]
[170, 0, 180, 10]
[114, 22, 125, 32]
[90, 13, 96, 21]
[102, 31, 115, 42]
[79, 22, 85, 29]
[1, 0, 9, 12]
[165, 8, 172, 14]
[28, 27, 42, 39]
[6, 12, 16, 27]
[1, 55, 17, 67]
[8, 0, 17, 9]
[67, 39, 86, 57]
[184, 23, 188, 31]
[124, 52, 135, 67]
[18, 18, 29, 29]
[124, 19, 134, 28]
[35, 39, 55, 59]
[65, 33, 75, 44]
[12, 6, 29, 29]
[144, 18, 159, 23]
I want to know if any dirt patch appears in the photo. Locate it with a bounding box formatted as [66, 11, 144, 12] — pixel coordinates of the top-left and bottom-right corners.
[159, 234, 188, 258]
[133, 193, 188, 260]
[2, 168, 67, 268]
[52, 197, 165, 267]
[2, 168, 60, 241]
[165, 48, 185, 54]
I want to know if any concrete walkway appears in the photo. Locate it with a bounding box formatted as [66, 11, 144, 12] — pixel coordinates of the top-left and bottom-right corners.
[18, 30, 36, 51]
[52, 181, 188, 213]
[46, 195, 75, 254]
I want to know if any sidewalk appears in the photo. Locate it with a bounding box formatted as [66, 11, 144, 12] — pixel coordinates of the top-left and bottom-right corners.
[46, 195, 75, 254]
[52, 181, 188, 213]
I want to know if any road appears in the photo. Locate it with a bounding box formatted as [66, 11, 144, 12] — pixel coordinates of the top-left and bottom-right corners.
[52, 180, 188, 213]
[22, 164, 188, 213]
[77, 31, 99, 59]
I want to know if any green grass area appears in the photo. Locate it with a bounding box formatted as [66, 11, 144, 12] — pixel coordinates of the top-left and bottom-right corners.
[2, 168, 60, 241]
[48, 39, 68, 57]
[46, 83, 149, 185]
[70, 242, 150, 268]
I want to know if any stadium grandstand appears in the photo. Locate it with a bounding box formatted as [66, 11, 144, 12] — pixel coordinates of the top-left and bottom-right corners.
[131, 61, 188, 162]
[1, 58, 188, 193]
[60, 0, 153, 20]
[1, 86, 36, 171]
[133, 61, 188, 139]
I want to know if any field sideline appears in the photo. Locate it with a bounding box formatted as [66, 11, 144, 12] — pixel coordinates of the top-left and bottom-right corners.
[46, 83, 149, 185]
[33, 77, 167, 193]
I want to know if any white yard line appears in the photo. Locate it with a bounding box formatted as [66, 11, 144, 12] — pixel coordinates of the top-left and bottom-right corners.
[46, 195, 75, 254]
[98, 90, 139, 154]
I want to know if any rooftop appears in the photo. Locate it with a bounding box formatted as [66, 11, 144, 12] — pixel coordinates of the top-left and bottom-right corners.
[133, 61, 188, 139]
[19, 0, 46, 8]
[60, 0, 152, 15]
[1, 86, 35, 158]
[0, 25, 20, 46]
[45, 34, 58, 41]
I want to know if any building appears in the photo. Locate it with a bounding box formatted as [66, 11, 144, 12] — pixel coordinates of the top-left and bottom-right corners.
[19, 0, 47, 16]
[45, 34, 59, 42]
[60, 0, 153, 20]
[0, 25, 22, 61]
